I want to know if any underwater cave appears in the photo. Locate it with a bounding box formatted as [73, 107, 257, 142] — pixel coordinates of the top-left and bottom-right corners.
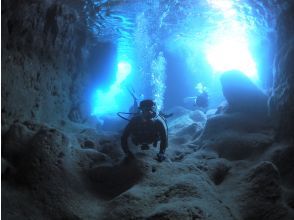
[2, 0, 294, 219]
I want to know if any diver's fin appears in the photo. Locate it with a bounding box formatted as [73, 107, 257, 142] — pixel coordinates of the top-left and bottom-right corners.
[127, 86, 138, 100]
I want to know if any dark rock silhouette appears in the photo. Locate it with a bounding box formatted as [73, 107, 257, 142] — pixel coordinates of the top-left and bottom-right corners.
[87, 158, 145, 199]
[220, 70, 268, 116]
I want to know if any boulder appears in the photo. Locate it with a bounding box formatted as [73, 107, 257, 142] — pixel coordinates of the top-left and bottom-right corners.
[16, 127, 71, 186]
[2, 122, 36, 165]
[268, 143, 294, 185]
[239, 161, 287, 220]
[198, 112, 271, 142]
[220, 70, 268, 116]
[201, 130, 274, 160]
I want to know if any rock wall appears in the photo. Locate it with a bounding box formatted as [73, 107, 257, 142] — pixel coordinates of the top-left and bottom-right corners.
[1, 0, 91, 132]
[270, 3, 294, 140]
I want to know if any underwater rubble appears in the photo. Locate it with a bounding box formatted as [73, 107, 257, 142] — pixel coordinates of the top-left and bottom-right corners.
[2, 99, 294, 219]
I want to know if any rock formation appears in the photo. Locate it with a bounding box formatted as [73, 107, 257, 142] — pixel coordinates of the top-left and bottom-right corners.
[269, 4, 294, 140]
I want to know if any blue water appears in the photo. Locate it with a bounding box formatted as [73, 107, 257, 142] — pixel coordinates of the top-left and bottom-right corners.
[85, 0, 281, 116]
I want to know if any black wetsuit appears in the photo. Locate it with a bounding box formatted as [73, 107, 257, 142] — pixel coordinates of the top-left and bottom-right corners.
[195, 91, 208, 108]
[121, 116, 167, 155]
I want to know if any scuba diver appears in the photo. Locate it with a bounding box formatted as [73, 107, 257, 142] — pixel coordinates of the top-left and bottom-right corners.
[194, 83, 209, 112]
[195, 90, 208, 109]
[121, 99, 168, 162]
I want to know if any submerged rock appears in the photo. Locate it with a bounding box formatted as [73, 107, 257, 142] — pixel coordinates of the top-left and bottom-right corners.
[195, 71, 272, 160]
[2, 125, 104, 219]
[2, 122, 35, 165]
[87, 158, 145, 199]
[168, 108, 206, 143]
[220, 70, 268, 116]
[195, 112, 274, 161]
[203, 130, 274, 160]
[239, 161, 287, 220]
[267, 143, 294, 186]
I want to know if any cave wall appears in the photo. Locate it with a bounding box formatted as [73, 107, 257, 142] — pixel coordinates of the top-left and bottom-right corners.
[270, 3, 294, 140]
[1, 0, 92, 132]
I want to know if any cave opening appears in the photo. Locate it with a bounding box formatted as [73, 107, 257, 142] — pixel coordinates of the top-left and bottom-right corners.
[84, 0, 278, 117]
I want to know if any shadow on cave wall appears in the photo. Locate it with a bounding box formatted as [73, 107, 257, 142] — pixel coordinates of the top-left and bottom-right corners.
[85, 158, 144, 200]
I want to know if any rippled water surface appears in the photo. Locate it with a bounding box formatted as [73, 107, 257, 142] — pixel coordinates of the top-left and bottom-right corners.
[83, 0, 279, 44]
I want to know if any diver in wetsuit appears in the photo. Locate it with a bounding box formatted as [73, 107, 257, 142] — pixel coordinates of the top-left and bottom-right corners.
[195, 90, 208, 109]
[121, 99, 167, 162]
[194, 83, 209, 113]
